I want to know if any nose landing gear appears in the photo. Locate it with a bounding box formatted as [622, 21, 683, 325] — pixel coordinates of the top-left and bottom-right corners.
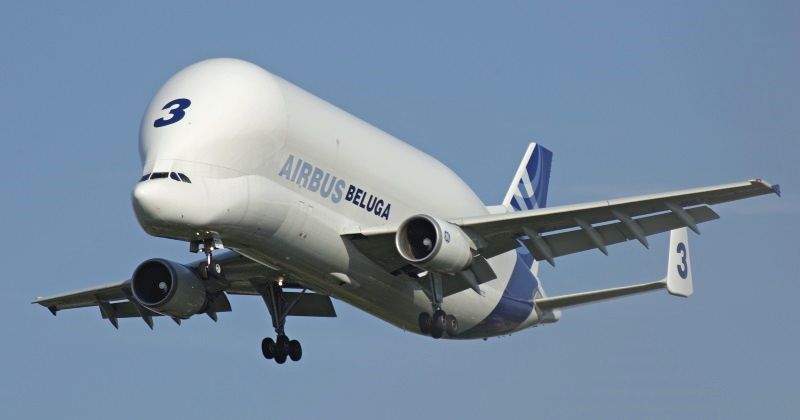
[257, 281, 304, 364]
[191, 236, 224, 280]
[418, 273, 459, 339]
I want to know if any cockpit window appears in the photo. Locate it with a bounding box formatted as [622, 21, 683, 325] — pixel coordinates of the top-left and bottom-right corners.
[139, 172, 192, 183]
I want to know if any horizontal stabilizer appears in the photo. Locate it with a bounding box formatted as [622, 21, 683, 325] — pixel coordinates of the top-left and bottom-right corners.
[535, 228, 698, 310]
[536, 281, 666, 310]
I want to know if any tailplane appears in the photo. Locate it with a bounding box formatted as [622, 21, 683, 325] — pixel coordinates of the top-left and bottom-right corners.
[535, 228, 695, 310]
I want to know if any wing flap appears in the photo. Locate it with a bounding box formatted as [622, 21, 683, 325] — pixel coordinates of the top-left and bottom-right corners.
[347, 233, 407, 274]
[283, 292, 337, 317]
[524, 206, 719, 261]
[98, 296, 233, 320]
[99, 301, 160, 319]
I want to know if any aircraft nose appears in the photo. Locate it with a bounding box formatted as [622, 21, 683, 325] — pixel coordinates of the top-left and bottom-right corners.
[131, 173, 249, 240]
[131, 175, 216, 237]
[132, 181, 164, 223]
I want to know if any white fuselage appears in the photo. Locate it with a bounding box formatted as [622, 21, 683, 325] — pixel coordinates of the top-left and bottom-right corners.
[132, 58, 551, 338]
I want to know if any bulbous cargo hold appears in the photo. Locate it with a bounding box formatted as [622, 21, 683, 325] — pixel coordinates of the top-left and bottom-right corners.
[130, 259, 207, 318]
[395, 214, 474, 274]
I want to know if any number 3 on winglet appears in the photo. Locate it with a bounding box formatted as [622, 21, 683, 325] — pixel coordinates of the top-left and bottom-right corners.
[154, 98, 191, 128]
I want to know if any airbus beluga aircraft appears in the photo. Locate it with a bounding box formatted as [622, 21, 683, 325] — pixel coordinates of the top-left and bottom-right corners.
[35, 58, 780, 364]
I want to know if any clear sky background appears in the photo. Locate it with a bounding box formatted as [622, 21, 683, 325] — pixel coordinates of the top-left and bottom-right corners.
[1, 1, 797, 419]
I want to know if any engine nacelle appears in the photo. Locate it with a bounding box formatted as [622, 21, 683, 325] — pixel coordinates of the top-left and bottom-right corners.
[130, 258, 207, 319]
[395, 214, 473, 274]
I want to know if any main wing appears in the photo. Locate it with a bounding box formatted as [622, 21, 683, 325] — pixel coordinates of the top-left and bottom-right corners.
[346, 179, 780, 271]
[33, 250, 336, 328]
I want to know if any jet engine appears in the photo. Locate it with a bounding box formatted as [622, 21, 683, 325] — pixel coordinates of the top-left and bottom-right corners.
[395, 214, 473, 274]
[130, 258, 207, 318]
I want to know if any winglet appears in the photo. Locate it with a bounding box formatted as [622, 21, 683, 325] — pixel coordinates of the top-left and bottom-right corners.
[665, 228, 693, 297]
[753, 178, 781, 197]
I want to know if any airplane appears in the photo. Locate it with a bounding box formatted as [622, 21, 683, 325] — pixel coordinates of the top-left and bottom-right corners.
[34, 58, 781, 364]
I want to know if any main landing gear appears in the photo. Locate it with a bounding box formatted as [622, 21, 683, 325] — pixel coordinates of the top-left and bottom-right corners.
[418, 273, 458, 339]
[258, 281, 303, 364]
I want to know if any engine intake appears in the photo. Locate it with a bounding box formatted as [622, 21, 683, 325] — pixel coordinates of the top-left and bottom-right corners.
[131, 258, 207, 319]
[395, 214, 473, 274]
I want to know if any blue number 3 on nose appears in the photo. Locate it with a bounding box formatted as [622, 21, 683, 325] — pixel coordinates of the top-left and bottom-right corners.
[154, 98, 191, 128]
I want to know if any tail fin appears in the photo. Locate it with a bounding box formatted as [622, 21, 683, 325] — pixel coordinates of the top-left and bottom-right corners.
[502, 143, 553, 212]
[666, 228, 693, 297]
[504, 143, 553, 280]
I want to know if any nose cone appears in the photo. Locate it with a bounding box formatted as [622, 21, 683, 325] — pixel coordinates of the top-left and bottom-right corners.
[132, 181, 163, 225]
[132, 180, 210, 238]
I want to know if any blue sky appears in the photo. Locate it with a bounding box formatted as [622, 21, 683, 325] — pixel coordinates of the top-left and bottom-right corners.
[1, 1, 797, 418]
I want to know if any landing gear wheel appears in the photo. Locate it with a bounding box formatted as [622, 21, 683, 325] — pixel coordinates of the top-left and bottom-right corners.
[445, 315, 459, 337]
[288, 340, 302, 362]
[209, 262, 222, 278]
[418, 312, 431, 335]
[272, 335, 289, 364]
[261, 337, 275, 359]
[430, 310, 446, 339]
[276, 335, 290, 357]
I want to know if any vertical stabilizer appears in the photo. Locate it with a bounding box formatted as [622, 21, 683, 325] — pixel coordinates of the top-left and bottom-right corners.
[503, 143, 553, 280]
[503, 143, 553, 212]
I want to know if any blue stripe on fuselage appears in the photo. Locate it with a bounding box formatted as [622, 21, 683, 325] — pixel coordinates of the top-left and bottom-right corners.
[459, 246, 537, 338]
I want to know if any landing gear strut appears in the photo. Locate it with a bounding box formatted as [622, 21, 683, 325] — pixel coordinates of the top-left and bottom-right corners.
[258, 281, 304, 364]
[192, 236, 223, 280]
[418, 273, 458, 338]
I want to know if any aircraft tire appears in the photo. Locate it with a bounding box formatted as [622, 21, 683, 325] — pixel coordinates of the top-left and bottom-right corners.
[445, 315, 458, 337]
[289, 340, 302, 362]
[430, 310, 446, 339]
[276, 335, 290, 357]
[418, 312, 431, 334]
[261, 337, 275, 359]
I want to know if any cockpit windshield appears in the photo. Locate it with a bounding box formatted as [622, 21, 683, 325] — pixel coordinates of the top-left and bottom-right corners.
[138, 172, 192, 184]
